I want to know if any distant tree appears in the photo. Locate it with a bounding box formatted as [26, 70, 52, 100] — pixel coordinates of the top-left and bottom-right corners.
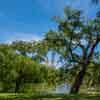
[0, 43, 60, 92]
[11, 41, 33, 56]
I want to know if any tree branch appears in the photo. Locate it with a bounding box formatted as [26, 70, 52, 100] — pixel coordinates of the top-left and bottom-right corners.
[87, 39, 99, 61]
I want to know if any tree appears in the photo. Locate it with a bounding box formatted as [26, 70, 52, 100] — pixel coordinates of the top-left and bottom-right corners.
[11, 40, 50, 65]
[11, 41, 33, 56]
[0, 44, 18, 92]
[44, 6, 100, 93]
[0, 43, 60, 92]
[0, 44, 40, 92]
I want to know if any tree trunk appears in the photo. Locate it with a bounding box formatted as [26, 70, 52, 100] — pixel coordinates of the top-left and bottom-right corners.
[15, 79, 20, 93]
[15, 76, 23, 93]
[15, 70, 23, 93]
[70, 64, 87, 94]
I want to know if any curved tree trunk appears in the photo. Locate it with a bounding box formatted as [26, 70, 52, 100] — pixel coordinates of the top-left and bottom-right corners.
[70, 39, 99, 94]
[70, 64, 87, 94]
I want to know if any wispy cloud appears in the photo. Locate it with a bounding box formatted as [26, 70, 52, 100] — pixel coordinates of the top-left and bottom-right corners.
[36, 0, 99, 18]
[36, 0, 68, 15]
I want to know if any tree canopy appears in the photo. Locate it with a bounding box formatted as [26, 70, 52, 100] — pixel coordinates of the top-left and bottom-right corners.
[43, 6, 100, 93]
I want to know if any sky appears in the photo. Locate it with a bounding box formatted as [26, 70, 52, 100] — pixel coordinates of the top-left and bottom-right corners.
[0, 0, 100, 43]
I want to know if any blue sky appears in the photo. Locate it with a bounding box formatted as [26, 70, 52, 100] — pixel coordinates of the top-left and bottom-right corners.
[0, 0, 100, 43]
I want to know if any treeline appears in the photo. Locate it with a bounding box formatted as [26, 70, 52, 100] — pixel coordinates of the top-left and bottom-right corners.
[0, 42, 65, 93]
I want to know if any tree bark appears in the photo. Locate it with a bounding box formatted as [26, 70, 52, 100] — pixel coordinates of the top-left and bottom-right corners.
[15, 79, 21, 93]
[70, 40, 99, 94]
[15, 75, 23, 93]
[70, 64, 87, 94]
[15, 70, 24, 93]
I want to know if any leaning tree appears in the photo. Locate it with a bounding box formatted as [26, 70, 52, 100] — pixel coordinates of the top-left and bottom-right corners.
[43, 6, 100, 93]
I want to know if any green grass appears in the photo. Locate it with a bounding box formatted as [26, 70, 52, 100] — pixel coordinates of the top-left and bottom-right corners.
[0, 93, 100, 100]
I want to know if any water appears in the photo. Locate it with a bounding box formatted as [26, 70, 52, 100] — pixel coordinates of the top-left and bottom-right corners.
[50, 83, 71, 94]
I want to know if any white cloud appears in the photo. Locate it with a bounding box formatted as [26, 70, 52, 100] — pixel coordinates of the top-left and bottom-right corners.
[1, 32, 43, 44]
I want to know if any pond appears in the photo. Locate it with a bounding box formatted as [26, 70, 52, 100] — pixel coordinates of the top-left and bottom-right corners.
[50, 83, 71, 94]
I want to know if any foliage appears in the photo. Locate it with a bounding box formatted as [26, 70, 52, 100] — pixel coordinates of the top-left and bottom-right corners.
[44, 6, 100, 93]
[0, 43, 59, 93]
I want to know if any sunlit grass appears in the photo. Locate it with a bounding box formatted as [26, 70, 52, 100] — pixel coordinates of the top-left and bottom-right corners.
[0, 93, 100, 100]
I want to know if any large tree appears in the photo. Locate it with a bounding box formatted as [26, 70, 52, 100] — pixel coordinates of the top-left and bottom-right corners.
[0, 43, 60, 92]
[44, 6, 100, 93]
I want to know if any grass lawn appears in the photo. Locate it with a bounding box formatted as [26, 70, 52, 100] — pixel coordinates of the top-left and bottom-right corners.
[0, 93, 100, 100]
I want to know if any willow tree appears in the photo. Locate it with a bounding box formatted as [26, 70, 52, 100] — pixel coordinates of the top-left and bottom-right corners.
[44, 6, 100, 93]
